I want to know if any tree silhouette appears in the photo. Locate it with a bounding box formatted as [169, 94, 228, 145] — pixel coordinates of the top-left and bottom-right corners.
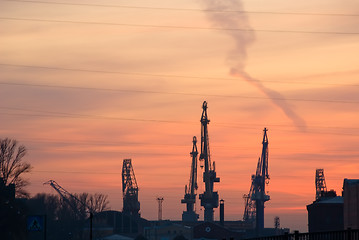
[87, 193, 110, 213]
[28, 193, 110, 240]
[0, 138, 31, 197]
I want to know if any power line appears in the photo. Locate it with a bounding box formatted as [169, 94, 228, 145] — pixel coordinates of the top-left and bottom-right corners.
[0, 81, 358, 104]
[2, 107, 359, 136]
[3, 0, 359, 17]
[14, 132, 359, 149]
[0, 106, 188, 123]
[1, 17, 359, 35]
[31, 160, 359, 176]
[33, 170, 122, 175]
[1, 63, 358, 87]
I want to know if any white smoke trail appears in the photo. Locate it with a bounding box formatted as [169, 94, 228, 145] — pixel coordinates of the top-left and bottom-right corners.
[201, 0, 307, 130]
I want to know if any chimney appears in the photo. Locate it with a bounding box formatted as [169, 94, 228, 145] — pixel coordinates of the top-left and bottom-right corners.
[220, 199, 224, 226]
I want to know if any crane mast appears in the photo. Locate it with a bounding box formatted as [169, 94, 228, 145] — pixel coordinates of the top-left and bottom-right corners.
[198, 101, 220, 222]
[243, 128, 270, 231]
[315, 169, 327, 200]
[181, 136, 199, 222]
[122, 159, 140, 218]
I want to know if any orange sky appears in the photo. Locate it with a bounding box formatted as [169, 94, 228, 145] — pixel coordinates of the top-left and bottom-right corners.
[1, 0, 359, 233]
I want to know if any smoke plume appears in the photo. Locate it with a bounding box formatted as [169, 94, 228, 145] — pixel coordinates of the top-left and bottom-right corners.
[201, 0, 306, 130]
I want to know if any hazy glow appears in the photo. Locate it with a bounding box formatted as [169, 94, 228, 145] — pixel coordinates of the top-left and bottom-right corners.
[1, 0, 359, 232]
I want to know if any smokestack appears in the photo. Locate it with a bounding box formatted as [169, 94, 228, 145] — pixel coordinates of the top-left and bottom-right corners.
[220, 199, 224, 226]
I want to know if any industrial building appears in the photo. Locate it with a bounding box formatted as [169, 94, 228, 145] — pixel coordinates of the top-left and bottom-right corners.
[144, 221, 193, 240]
[193, 222, 243, 240]
[90, 210, 150, 238]
[343, 179, 359, 229]
[307, 195, 344, 232]
[307, 169, 344, 232]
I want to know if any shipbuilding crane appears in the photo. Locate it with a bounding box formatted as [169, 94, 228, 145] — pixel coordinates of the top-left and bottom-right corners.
[181, 136, 199, 222]
[315, 169, 327, 200]
[122, 159, 140, 218]
[44, 179, 94, 240]
[243, 128, 270, 231]
[198, 101, 220, 222]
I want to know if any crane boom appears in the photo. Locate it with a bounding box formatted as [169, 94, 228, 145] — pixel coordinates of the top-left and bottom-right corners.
[243, 128, 270, 231]
[198, 101, 220, 222]
[44, 180, 90, 215]
[181, 136, 199, 222]
[44, 179, 94, 240]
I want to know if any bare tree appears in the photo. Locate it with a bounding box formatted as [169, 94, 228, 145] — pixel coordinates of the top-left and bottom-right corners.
[28, 192, 110, 240]
[60, 192, 110, 219]
[87, 193, 110, 213]
[0, 138, 31, 197]
[74, 192, 110, 214]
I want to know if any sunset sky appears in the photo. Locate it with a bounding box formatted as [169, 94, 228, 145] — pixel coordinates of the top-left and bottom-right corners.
[1, 0, 359, 232]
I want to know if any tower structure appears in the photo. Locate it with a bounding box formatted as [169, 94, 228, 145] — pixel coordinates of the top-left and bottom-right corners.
[198, 101, 220, 222]
[243, 128, 270, 231]
[315, 169, 327, 200]
[122, 159, 140, 218]
[157, 197, 164, 221]
[274, 216, 280, 229]
[181, 136, 199, 222]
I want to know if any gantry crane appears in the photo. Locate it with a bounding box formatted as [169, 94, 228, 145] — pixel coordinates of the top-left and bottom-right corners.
[122, 159, 140, 218]
[198, 101, 220, 222]
[181, 136, 199, 222]
[44, 180, 94, 240]
[315, 169, 327, 200]
[243, 128, 270, 231]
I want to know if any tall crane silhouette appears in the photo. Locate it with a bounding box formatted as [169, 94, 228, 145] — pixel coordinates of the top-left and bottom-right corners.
[315, 169, 327, 200]
[198, 101, 220, 222]
[181, 136, 199, 222]
[44, 180, 94, 240]
[243, 128, 270, 231]
[122, 159, 140, 218]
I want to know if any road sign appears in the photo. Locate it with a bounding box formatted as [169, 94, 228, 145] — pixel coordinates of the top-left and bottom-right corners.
[27, 215, 44, 232]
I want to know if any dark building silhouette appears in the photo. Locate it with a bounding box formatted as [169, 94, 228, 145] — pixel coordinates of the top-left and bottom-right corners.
[307, 190, 343, 232]
[89, 210, 150, 239]
[193, 222, 243, 240]
[144, 221, 192, 240]
[0, 178, 27, 240]
[343, 179, 359, 229]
